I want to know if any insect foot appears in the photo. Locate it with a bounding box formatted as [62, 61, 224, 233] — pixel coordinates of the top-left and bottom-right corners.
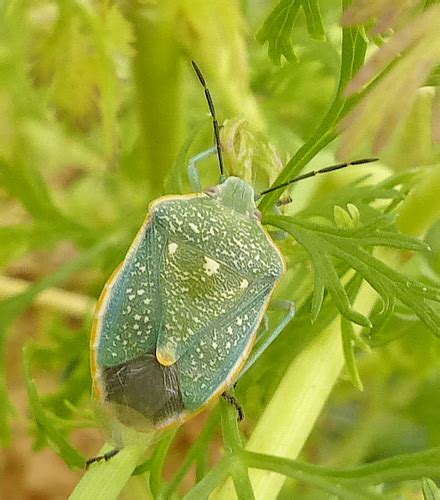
[222, 392, 245, 422]
[85, 448, 120, 469]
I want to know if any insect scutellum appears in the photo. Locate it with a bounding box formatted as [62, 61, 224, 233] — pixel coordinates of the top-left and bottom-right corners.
[191, 60, 379, 205]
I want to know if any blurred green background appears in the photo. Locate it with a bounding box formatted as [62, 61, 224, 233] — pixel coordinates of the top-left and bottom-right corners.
[1, 0, 440, 498]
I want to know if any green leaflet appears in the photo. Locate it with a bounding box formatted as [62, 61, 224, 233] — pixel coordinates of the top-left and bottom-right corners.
[23, 345, 85, 468]
[256, 0, 325, 65]
[258, 14, 368, 211]
[0, 233, 124, 444]
[341, 316, 370, 391]
[263, 213, 440, 335]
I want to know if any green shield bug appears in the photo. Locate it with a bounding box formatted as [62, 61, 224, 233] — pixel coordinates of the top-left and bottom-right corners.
[88, 61, 377, 466]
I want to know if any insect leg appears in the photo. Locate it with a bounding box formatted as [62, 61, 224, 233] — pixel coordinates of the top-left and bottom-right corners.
[222, 391, 245, 422]
[268, 198, 294, 241]
[240, 300, 295, 378]
[257, 314, 269, 339]
[268, 229, 289, 241]
[276, 195, 293, 208]
[85, 448, 120, 469]
[188, 146, 217, 192]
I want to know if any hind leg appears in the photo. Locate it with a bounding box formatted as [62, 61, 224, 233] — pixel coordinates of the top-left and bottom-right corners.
[222, 391, 244, 422]
[240, 300, 295, 378]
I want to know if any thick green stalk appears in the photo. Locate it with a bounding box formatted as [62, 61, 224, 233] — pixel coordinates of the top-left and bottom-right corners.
[214, 265, 381, 499]
[70, 441, 153, 500]
[214, 316, 343, 499]
[246, 318, 345, 498]
[124, 1, 184, 195]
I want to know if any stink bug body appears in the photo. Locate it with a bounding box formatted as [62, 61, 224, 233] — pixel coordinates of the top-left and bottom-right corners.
[91, 179, 284, 431]
[89, 61, 377, 464]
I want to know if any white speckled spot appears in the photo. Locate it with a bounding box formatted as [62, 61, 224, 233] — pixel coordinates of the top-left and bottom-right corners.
[189, 222, 200, 233]
[203, 256, 220, 276]
[240, 279, 249, 289]
[168, 242, 178, 255]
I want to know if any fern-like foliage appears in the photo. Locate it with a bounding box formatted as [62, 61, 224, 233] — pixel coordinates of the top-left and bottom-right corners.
[256, 0, 325, 65]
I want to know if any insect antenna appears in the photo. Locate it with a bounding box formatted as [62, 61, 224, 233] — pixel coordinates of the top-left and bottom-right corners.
[191, 61, 225, 182]
[259, 157, 379, 197]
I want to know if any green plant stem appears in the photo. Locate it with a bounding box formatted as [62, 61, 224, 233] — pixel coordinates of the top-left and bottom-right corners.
[214, 252, 382, 499]
[70, 442, 154, 500]
[259, 0, 368, 212]
[162, 410, 220, 498]
[149, 429, 179, 497]
[124, 1, 184, 195]
[221, 396, 244, 451]
[240, 447, 440, 485]
[214, 313, 345, 499]
[258, 125, 337, 212]
[183, 457, 233, 500]
[220, 398, 255, 499]
[240, 451, 381, 500]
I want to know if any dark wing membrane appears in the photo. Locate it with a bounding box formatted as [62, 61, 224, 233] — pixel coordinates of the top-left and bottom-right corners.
[96, 221, 165, 367]
[177, 279, 274, 411]
[101, 354, 184, 429]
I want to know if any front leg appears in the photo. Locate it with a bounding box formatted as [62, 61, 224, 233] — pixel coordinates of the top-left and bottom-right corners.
[187, 146, 217, 192]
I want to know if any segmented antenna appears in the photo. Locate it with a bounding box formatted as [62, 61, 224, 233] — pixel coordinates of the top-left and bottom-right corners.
[191, 61, 225, 181]
[259, 158, 379, 196]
